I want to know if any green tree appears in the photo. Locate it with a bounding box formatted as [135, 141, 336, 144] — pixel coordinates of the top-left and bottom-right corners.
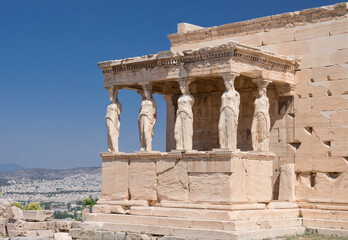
[24, 202, 43, 210]
[40, 202, 51, 210]
[73, 209, 81, 221]
[82, 195, 98, 210]
[12, 202, 24, 210]
[53, 211, 73, 219]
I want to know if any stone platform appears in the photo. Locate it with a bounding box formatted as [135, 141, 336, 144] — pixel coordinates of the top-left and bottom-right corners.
[69, 151, 302, 239]
[70, 202, 304, 240]
[100, 151, 276, 205]
[69, 202, 348, 240]
[67, 151, 348, 239]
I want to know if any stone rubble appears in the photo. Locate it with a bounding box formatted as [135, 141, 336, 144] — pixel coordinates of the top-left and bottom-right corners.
[0, 203, 75, 240]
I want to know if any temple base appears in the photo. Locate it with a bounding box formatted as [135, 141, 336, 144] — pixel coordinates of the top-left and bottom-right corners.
[69, 151, 348, 239]
[99, 151, 276, 205]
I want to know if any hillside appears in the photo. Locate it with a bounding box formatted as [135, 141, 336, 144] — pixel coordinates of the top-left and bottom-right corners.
[0, 167, 101, 203]
[0, 164, 26, 173]
[0, 167, 101, 180]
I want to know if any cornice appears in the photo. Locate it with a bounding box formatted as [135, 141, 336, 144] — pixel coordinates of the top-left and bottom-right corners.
[167, 3, 348, 46]
[98, 41, 299, 76]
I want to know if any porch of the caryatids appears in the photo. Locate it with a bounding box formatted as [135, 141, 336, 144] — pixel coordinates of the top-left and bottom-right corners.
[105, 87, 122, 153]
[218, 73, 240, 150]
[251, 79, 271, 152]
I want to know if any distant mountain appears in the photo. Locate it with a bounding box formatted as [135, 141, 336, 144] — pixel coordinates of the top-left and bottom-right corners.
[0, 164, 26, 173]
[0, 167, 101, 180]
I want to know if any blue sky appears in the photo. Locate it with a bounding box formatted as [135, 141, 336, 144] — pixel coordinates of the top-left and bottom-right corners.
[0, 0, 342, 169]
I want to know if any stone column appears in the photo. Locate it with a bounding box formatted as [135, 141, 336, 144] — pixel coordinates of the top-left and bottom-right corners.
[174, 78, 194, 151]
[279, 163, 296, 201]
[251, 79, 271, 152]
[218, 73, 240, 150]
[163, 95, 178, 152]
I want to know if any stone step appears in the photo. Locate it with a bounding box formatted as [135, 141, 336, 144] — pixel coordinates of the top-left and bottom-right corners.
[129, 206, 299, 221]
[298, 202, 348, 211]
[303, 218, 348, 230]
[236, 227, 305, 240]
[306, 227, 348, 238]
[8, 229, 54, 238]
[9, 238, 55, 240]
[70, 222, 305, 240]
[258, 218, 302, 229]
[83, 213, 302, 231]
[159, 201, 267, 210]
[301, 209, 348, 221]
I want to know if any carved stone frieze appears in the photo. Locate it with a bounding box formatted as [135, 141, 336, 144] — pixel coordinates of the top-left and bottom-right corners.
[99, 41, 298, 75]
[98, 42, 299, 96]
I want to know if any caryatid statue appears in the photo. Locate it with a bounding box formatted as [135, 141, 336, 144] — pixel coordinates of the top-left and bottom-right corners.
[174, 79, 194, 151]
[138, 84, 157, 152]
[105, 87, 122, 153]
[218, 73, 240, 150]
[251, 80, 271, 152]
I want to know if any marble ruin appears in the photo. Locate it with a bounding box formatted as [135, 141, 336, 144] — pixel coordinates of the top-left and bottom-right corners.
[70, 3, 348, 240]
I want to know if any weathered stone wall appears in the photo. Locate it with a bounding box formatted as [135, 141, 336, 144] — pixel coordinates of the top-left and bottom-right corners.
[99, 152, 275, 205]
[168, 3, 348, 203]
[192, 92, 221, 151]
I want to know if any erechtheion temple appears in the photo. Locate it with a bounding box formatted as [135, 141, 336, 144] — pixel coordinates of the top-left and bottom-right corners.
[70, 3, 348, 239]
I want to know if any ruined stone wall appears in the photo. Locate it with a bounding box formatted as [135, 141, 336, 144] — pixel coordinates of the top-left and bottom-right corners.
[169, 3, 348, 203]
[0, 199, 74, 239]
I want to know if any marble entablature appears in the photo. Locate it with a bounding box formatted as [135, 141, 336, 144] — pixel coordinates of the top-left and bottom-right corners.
[98, 41, 299, 95]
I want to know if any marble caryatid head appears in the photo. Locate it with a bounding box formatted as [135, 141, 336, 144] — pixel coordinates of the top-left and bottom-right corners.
[256, 81, 269, 97]
[108, 87, 118, 103]
[178, 80, 190, 95]
[142, 84, 152, 100]
[224, 78, 235, 91]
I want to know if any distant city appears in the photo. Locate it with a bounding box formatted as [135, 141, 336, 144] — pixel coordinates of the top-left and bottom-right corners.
[0, 166, 101, 205]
